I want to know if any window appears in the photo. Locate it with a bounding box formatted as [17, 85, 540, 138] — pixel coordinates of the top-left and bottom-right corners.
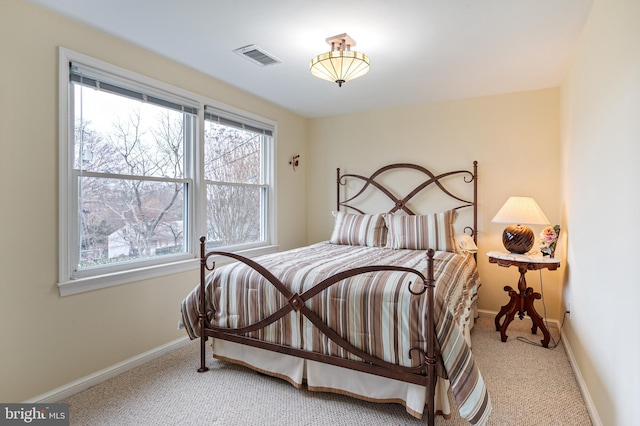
[69, 63, 195, 273]
[204, 108, 272, 250]
[59, 49, 276, 295]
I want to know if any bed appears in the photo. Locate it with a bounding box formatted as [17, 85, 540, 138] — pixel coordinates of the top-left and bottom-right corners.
[181, 162, 491, 425]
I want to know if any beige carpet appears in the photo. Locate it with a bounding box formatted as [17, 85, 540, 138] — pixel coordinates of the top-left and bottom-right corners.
[62, 317, 592, 425]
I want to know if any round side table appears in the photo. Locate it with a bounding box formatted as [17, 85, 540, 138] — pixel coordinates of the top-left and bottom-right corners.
[487, 251, 561, 348]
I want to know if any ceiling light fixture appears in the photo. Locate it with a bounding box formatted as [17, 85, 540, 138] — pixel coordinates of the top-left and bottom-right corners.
[310, 33, 370, 87]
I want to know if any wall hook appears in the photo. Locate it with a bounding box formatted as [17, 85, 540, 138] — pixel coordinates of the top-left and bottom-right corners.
[289, 155, 300, 171]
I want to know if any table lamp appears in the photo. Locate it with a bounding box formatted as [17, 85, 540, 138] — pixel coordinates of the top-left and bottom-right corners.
[492, 196, 549, 254]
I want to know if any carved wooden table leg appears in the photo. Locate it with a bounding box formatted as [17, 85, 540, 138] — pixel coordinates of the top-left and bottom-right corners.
[522, 288, 551, 347]
[494, 285, 516, 331]
[496, 286, 521, 343]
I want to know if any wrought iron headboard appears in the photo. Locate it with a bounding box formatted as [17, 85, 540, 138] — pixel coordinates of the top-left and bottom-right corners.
[336, 161, 478, 242]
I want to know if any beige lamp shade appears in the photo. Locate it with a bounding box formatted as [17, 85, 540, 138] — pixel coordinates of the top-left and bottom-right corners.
[492, 196, 550, 225]
[492, 197, 549, 254]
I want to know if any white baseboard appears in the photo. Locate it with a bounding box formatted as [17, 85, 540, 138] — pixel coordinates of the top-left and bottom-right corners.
[477, 308, 601, 425]
[25, 336, 192, 403]
[560, 328, 603, 426]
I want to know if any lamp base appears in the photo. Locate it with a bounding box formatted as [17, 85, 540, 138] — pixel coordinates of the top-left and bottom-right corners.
[502, 224, 534, 254]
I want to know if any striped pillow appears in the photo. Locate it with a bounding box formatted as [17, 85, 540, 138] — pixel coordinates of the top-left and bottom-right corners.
[384, 210, 457, 252]
[329, 212, 387, 247]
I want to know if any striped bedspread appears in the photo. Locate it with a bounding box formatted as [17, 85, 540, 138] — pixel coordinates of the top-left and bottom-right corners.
[181, 242, 491, 424]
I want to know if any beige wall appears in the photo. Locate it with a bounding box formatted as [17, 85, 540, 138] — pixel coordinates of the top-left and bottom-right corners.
[560, 0, 640, 424]
[308, 89, 564, 320]
[0, 1, 307, 402]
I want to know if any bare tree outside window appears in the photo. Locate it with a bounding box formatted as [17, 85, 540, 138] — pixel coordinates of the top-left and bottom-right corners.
[204, 119, 266, 247]
[74, 86, 188, 268]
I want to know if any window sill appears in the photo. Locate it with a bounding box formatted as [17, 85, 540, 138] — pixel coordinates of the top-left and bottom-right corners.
[58, 244, 280, 297]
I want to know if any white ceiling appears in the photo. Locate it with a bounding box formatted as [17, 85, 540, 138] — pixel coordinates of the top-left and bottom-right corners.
[28, 0, 594, 118]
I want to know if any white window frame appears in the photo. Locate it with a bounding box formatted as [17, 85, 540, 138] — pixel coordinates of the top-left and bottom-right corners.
[58, 48, 277, 296]
[203, 106, 274, 251]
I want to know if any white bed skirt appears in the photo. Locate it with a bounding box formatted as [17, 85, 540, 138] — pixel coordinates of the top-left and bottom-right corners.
[211, 339, 452, 419]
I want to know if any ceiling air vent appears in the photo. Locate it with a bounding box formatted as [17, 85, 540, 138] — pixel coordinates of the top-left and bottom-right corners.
[234, 45, 282, 66]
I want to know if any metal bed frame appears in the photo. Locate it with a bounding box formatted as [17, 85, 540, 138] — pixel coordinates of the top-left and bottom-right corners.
[195, 162, 478, 425]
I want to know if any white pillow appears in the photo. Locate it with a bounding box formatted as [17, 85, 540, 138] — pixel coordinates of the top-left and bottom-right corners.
[455, 233, 478, 254]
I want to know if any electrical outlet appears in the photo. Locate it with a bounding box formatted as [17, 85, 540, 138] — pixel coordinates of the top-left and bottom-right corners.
[566, 301, 572, 319]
